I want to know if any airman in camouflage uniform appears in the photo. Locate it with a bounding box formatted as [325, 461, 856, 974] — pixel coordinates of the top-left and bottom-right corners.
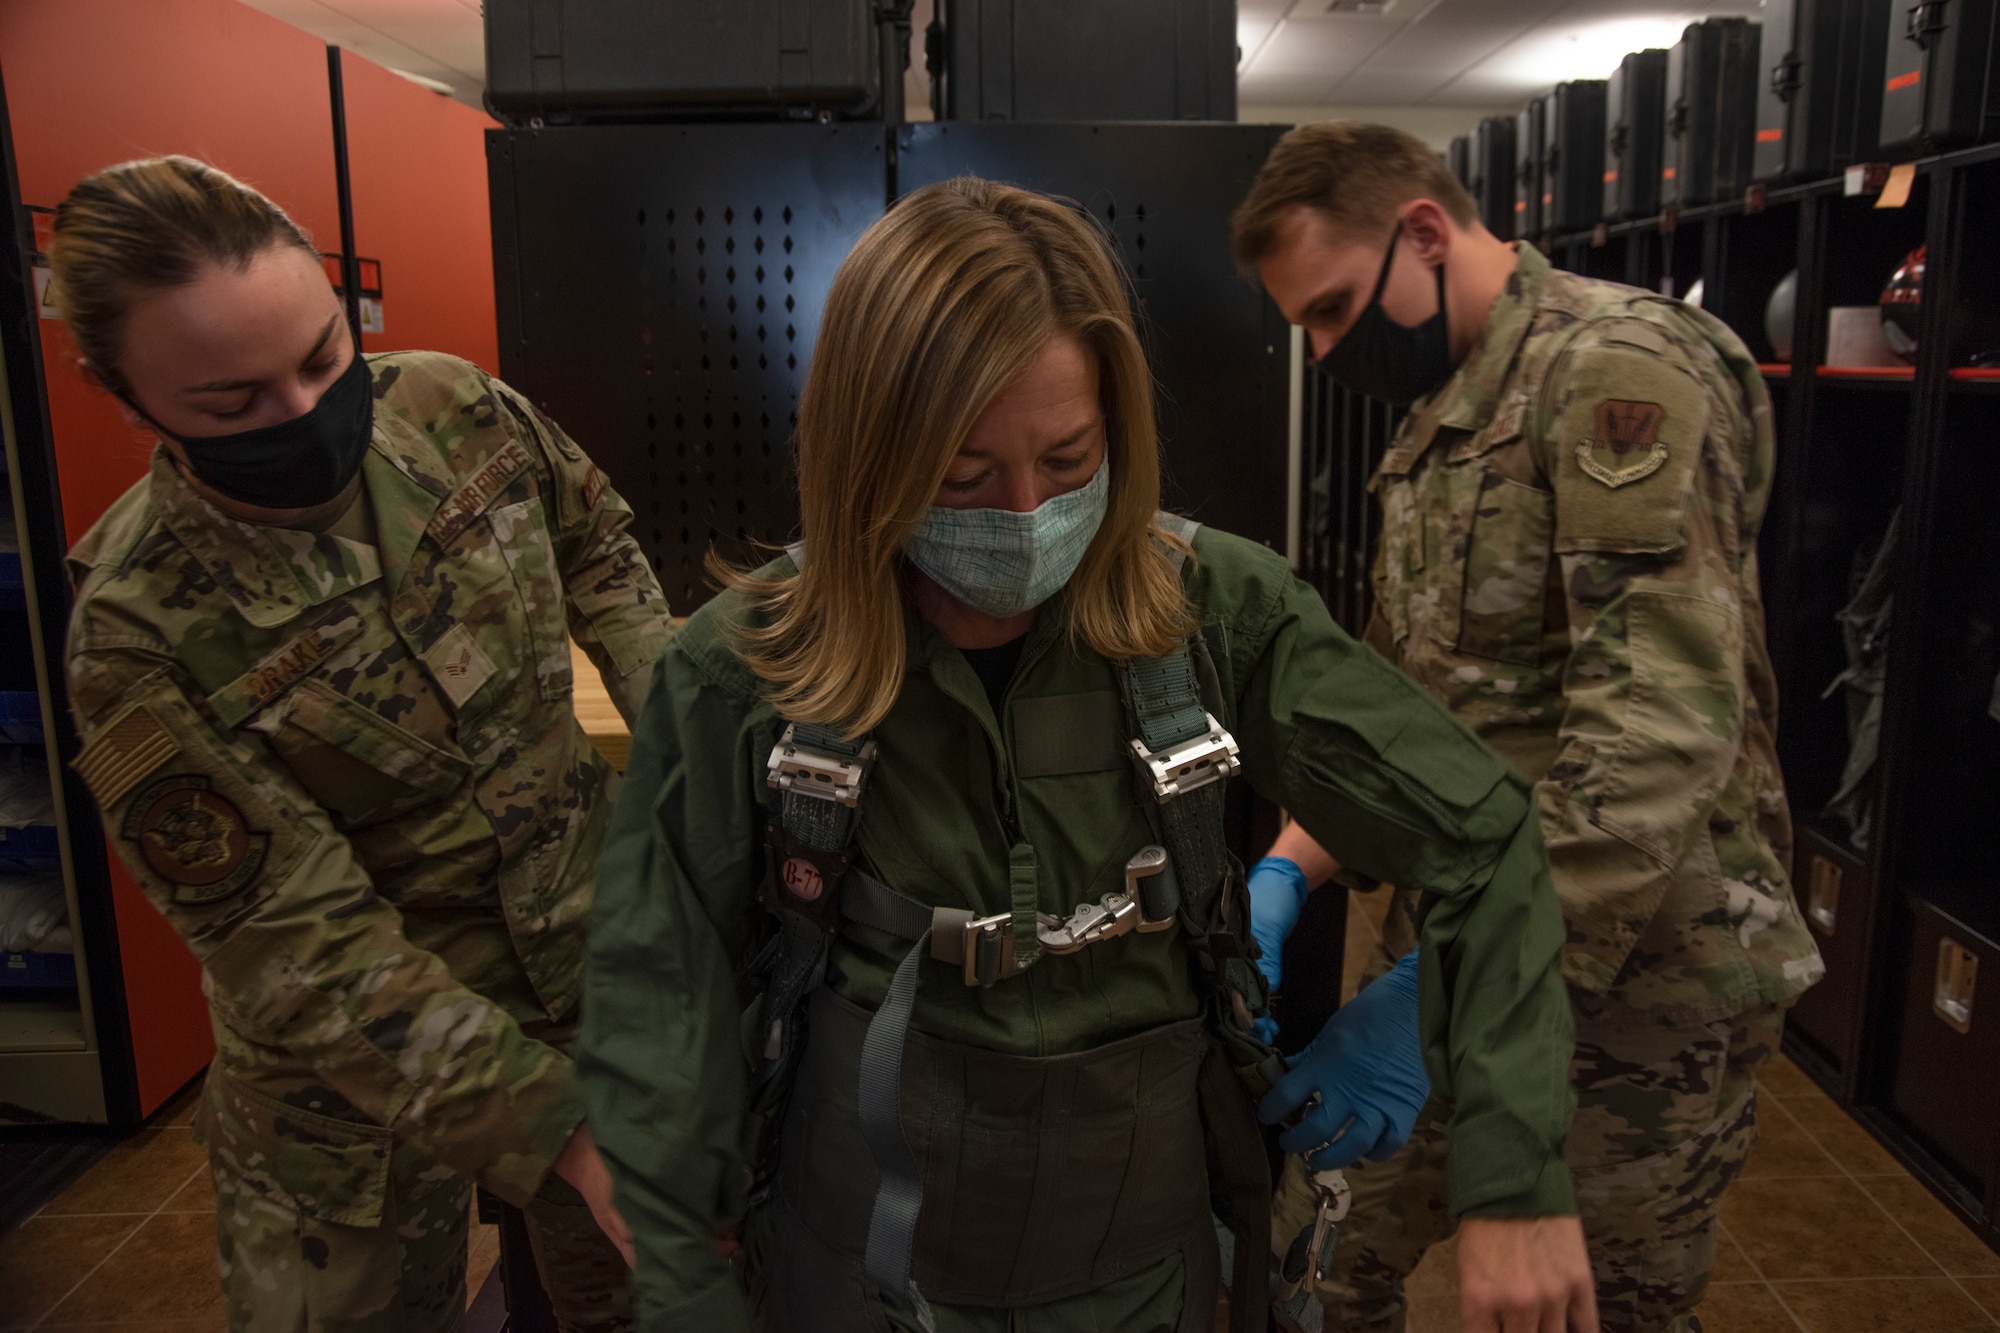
[66, 350, 671, 1331]
[1282, 241, 1826, 1332]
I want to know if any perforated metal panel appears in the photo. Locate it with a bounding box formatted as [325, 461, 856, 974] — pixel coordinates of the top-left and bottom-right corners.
[488, 123, 885, 609]
[1297, 375, 1398, 638]
[896, 123, 1293, 551]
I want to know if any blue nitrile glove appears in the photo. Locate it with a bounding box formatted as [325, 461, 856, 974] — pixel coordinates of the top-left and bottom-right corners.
[1248, 855, 1312, 1043]
[1257, 948, 1428, 1170]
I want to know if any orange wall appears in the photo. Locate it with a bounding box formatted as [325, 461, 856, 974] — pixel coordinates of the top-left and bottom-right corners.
[0, 0, 497, 1117]
[340, 50, 500, 372]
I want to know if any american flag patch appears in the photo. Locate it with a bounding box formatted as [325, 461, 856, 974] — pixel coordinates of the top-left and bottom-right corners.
[74, 702, 181, 810]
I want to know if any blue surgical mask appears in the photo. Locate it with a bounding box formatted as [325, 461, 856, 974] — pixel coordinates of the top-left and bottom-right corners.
[906, 460, 1110, 617]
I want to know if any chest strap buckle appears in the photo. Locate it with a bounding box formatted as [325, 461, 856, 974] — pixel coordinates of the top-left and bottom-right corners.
[1130, 712, 1242, 801]
[767, 723, 878, 807]
[930, 909, 1030, 987]
[929, 887, 1162, 987]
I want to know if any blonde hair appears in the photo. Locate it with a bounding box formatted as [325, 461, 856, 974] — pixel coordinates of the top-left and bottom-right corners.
[50, 156, 316, 398]
[716, 177, 1194, 736]
[1231, 122, 1477, 272]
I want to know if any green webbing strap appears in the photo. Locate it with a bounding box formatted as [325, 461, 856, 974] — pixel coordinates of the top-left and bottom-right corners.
[858, 926, 937, 1330]
[774, 542, 863, 856]
[1126, 513, 1232, 920]
[1127, 651, 1213, 755]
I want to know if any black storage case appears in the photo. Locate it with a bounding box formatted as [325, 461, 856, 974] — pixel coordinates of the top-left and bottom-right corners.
[1605, 49, 1670, 220]
[1515, 98, 1546, 238]
[1544, 79, 1608, 232]
[1663, 18, 1760, 208]
[1448, 134, 1472, 190]
[484, 0, 879, 121]
[940, 0, 1235, 121]
[1879, 0, 2000, 152]
[1756, 0, 1894, 181]
[1471, 115, 1516, 239]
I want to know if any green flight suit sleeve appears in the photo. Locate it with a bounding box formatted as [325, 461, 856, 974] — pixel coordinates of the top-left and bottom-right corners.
[65, 642, 584, 1206]
[487, 377, 673, 725]
[1527, 319, 1759, 994]
[578, 627, 769, 1330]
[1208, 534, 1577, 1219]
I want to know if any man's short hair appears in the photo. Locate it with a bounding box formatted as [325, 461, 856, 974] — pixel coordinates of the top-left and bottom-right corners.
[1231, 121, 1479, 273]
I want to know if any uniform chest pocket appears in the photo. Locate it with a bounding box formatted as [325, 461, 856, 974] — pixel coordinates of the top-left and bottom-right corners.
[1455, 468, 1555, 667]
[268, 678, 473, 827]
[488, 497, 573, 704]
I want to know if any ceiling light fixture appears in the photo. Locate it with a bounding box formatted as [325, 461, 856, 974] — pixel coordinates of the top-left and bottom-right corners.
[1326, 0, 1396, 13]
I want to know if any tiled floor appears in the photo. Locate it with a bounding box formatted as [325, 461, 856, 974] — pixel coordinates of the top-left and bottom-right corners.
[1336, 885, 2000, 1333]
[2, 888, 1993, 1331]
[0, 1079, 500, 1331]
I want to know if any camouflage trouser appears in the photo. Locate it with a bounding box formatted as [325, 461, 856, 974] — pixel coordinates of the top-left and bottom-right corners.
[1275, 898, 1783, 1333]
[199, 1053, 631, 1332]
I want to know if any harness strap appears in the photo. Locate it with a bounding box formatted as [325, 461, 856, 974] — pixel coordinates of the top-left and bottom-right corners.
[857, 927, 938, 1328]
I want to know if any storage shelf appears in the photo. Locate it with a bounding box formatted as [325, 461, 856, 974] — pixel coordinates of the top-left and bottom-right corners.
[0, 691, 43, 743]
[0, 995, 86, 1053]
[0, 824, 59, 870]
[1948, 368, 2000, 391]
[1818, 365, 1916, 380]
[1903, 881, 2000, 953]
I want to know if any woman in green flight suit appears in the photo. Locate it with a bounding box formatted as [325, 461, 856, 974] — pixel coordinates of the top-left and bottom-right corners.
[577, 177, 1594, 1333]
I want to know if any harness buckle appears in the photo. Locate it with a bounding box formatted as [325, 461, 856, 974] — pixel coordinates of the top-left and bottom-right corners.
[930, 910, 1033, 987]
[766, 724, 878, 807]
[1037, 894, 1140, 954]
[1124, 845, 1179, 933]
[1130, 712, 1242, 801]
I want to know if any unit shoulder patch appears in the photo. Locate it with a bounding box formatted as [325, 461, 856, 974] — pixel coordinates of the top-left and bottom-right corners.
[121, 773, 269, 906]
[74, 702, 181, 810]
[1576, 399, 1670, 488]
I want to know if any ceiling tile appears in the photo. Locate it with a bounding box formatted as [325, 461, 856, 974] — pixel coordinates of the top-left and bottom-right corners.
[1327, 66, 1455, 103]
[1369, 22, 1536, 70]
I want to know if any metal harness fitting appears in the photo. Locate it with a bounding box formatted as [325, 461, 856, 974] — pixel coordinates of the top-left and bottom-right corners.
[1131, 711, 1242, 800]
[766, 723, 878, 807]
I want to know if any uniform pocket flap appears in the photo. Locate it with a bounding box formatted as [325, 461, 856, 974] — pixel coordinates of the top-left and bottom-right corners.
[277, 679, 472, 800]
[204, 1072, 393, 1228]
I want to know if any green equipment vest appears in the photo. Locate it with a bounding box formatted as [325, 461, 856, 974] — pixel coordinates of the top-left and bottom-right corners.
[747, 516, 1277, 1333]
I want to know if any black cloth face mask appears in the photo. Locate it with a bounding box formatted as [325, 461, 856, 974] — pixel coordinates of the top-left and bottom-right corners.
[138, 350, 375, 510]
[1315, 224, 1454, 407]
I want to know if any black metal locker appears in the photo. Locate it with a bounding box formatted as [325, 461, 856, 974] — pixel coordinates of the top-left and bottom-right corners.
[1713, 19, 1764, 200]
[1515, 98, 1545, 239]
[1879, 0, 2000, 152]
[1605, 49, 1670, 220]
[486, 123, 888, 609]
[1663, 18, 1760, 208]
[1471, 115, 1516, 240]
[483, 0, 880, 120]
[1756, 0, 1895, 181]
[940, 0, 1235, 121]
[1545, 79, 1607, 232]
[1447, 134, 1471, 191]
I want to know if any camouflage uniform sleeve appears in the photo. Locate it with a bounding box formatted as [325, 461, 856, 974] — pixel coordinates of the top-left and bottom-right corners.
[579, 623, 767, 1330]
[1529, 317, 1757, 994]
[1203, 533, 1577, 1219]
[487, 376, 673, 725]
[66, 640, 585, 1206]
